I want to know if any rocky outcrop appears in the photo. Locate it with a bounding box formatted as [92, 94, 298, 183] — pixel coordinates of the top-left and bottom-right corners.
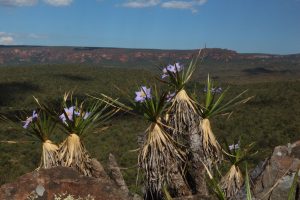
[252, 141, 300, 200]
[90, 158, 109, 179]
[0, 165, 130, 200]
[108, 153, 130, 196]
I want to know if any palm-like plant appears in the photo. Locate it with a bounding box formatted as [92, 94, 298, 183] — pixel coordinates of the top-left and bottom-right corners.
[36, 93, 118, 177]
[162, 58, 200, 138]
[21, 109, 59, 169]
[203, 161, 253, 200]
[160, 53, 208, 195]
[102, 86, 186, 199]
[133, 86, 186, 199]
[194, 75, 253, 168]
[220, 140, 257, 198]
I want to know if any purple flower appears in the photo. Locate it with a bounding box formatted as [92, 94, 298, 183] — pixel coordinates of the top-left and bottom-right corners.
[76, 109, 90, 120]
[162, 68, 168, 74]
[204, 87, 223, 94]
[161, 67, 169, 79]
[161, 63, 183, 79]
[229, 143, 239, 151]
[59, 114, 66, 122]
[215, 87, 222, 94]
[167, 64, 176, 73]
[135, 86, 151, 103]
[60, 107, 90, 123]
[175, 62, 183, 72]
[83, 112, 90, 120]
[59, 106, 74, 123]
[74, 110, 80, 116]
[23, 110, 38, 129]
[166, 92, 176, 102]
[161, 73, 169, 79]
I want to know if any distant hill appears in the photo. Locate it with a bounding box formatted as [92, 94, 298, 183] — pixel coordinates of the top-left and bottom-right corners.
[0, 45, 299, 67]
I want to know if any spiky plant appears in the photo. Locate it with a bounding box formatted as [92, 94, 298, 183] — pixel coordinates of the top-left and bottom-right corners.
[160, 53, 208, 194]
[220, 140, 257, 198]
[36, 93, 118, 177]
[220, 165, 243, 198]
[21, 109, 59, 169]
[195, 75, 252, 167]
[133, 86, 186, 199]
[162, 58, 199, 138]
[202, 161, 254, 200]
[99, 86, 187, 199]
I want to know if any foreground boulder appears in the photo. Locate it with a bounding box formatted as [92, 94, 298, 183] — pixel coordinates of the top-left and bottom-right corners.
[108, 153, 130, 196]
[0, 166, 130, 200]
[251, 140, 300, 200]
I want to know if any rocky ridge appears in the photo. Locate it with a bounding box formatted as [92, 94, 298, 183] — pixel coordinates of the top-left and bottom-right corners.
[0, 46, 297, 66]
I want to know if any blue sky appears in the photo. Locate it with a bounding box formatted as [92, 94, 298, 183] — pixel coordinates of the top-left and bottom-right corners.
[0, 0, 299, 54]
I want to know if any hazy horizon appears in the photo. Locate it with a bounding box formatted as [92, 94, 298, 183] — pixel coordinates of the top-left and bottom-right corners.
[1, 44, 300, 56]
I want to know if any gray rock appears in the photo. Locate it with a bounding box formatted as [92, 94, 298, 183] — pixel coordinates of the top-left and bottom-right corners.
[131, 193, 143, 200]
[91, 158, 109, 179]
[35, 184, 45, 196]
[0, 166, 130, 200]
[108, 153, 130, 196]
[251, 140, 300, 200]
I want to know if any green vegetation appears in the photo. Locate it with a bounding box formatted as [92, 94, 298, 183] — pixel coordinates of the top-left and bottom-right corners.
[0, 60, 300, 196]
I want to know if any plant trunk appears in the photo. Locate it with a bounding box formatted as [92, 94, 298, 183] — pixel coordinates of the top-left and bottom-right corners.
[169, 164, 192, 197]
[139, 123, 185, 200]
[167, 89, 209, 196]
[186, 124, 209, 196]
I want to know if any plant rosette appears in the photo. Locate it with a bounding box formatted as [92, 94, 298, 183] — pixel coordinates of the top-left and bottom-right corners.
[22, 110, 59, 169]
[220, 140, 257, 198]
[194, 74, 253, 167]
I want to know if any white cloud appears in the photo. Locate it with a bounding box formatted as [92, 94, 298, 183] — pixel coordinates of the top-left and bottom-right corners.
[0, 33, 14, 45]
[0, 32, 49, 45]
[0, 36, 14, 45]
[122, 0, 160, 8]
[0, 0, 37, 7]
[161, 0, 207, 13]
[161, 1, 193, 9]
[121, 0, 207, 12]
[43, 0, 72, 6]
